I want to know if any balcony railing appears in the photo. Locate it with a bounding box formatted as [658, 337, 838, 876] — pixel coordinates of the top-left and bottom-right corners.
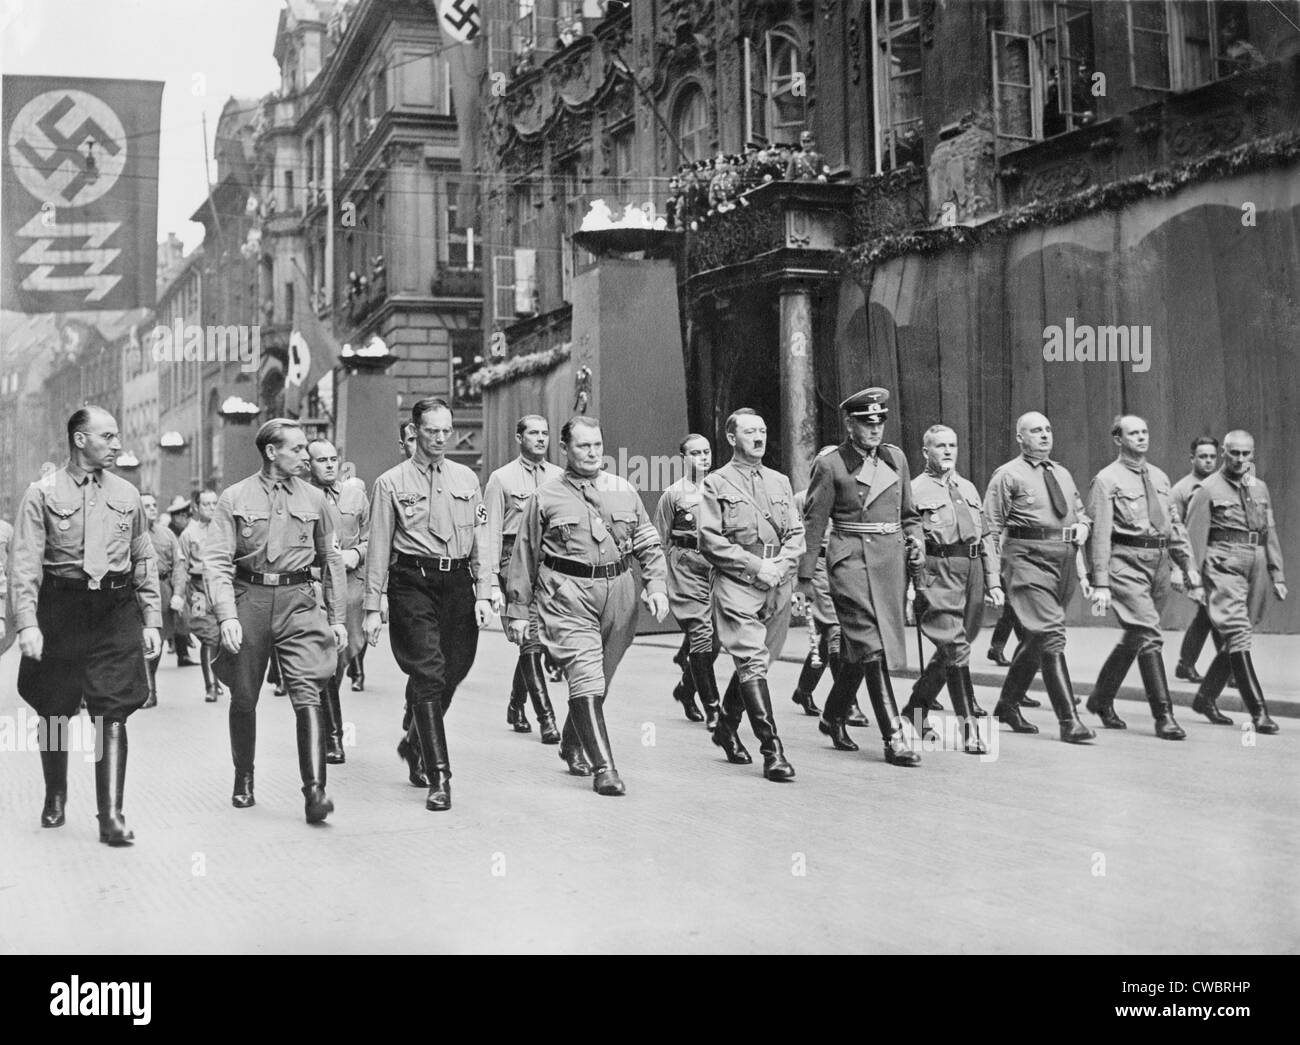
[431, 266, 483, 299]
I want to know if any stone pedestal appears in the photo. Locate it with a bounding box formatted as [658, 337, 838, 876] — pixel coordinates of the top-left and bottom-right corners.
[336, 366, 400, 486]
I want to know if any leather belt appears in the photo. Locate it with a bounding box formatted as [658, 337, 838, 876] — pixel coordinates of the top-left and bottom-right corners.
[1208, 528, 1263, 546]
[189, 572, 204, 583]
[1112, 533, 1168, 549]
[43, 570, 131, 591]
[395, 553, 471, 573]
[1006, 525, 1078, 542]
[543, 554, 631, 580]
[832, 521, 900, 535]
[670, 534, 699, 550]
[236, 567, 313, 586]
[818, 547, 826, 558]
[926, 540, 979, 559]
[742, 542, 782, 559]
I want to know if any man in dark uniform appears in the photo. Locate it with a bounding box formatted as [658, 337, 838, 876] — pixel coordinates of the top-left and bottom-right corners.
[308, 438, 369, 764]
[11, 406, 162, 845]
[173, 488, 224, 702]
[653, 433, 724, 730]
[1185, 430, 1286, 732]
[798, 388, 925, 767]
[203, 419, 347, 823]
[484, 414, 564, 742]
[140, 492, 177, 708]
[1085, 415, 1197, 739]
[700, 408, 805, 782]
[165, 495, 197, 665]
[365, 399, 494, 812]
[899, 424, 1001, 753]
[983, 411, 1095, 743]
[1170, 435, 1223, 683]
[506, 415, 669, 796]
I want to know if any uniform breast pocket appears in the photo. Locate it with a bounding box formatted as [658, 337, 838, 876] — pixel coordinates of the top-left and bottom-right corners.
[336, 507, 361, 544]
[288, 509, 319, 549]
[917, 500, 951, 533]
[611, 510, 639, 550]
[717, 495, 756, 542]
[546, 515, 584, 555]
[1112, 490, 1145, 527]
[233, 510, 269, 552]
[450, 489, 479, 531]
[45, 500, 82, 550]
[395, 493, 428, 533]
[105, 499, 136, 557]
[768, 495, 791, 531]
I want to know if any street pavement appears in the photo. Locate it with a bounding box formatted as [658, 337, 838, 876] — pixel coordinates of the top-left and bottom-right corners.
[0, 625, 1296, 955]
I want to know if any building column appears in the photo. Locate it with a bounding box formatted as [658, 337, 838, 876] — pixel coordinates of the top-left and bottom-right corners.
[779, 282, 817, 491]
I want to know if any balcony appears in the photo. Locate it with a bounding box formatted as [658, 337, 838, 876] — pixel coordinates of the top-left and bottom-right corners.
[430, 266, 483, 299]
[997, 55, 1300, 208]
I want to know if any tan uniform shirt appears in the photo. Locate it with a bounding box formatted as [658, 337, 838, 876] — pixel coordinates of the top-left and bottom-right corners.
[10, 463, 162, 631]
[365, 450, 492, 609]
[202, 472, 346, 624]
[484, 455, 563, 574]
[318, 480, 370, 565]
[173, 518, 210, 594]
[1087, 457, 1192, 585]
[505, 470, 667, 620]
[983, 453, 1090, 579]
[1186, 470, 1285, 582]
[150, 522, 178, 582]
[698, 461, 805, 587]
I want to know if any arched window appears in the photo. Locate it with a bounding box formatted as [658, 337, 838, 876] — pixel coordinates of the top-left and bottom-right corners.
[674, 87, 710, 165]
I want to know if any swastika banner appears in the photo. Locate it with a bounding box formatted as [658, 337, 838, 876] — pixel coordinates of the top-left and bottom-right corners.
[1, 76, 163, 313]
[437, 0, 481, 43]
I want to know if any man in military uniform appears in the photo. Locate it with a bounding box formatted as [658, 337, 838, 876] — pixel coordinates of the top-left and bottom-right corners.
[788, 447, 872, 727]
[365, 399, 494, 812]
[484, 414, 564, 742]
[983, 411, 1095, 743]
[799, 388, 924, 767]
[1185, 430, 1286, 732]
[165, 495, 197, 665]
[1085, 415, 1197, 740]
[12, 407, 162, 845]
[899, 425, 1001, 754]
[173, 488, 224, 703]
[653, 433, 724, 730]
[203, 419, 347, 824]
[506, 415, 669, 796]
[1170, 435, 1223, 683]
[308, 438, 369, 764]
[699, 408, 804, 782]
[140, 492, 178, 707]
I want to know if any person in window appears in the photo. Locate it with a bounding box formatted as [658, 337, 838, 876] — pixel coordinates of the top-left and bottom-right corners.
[1220, 14, 1265, 71]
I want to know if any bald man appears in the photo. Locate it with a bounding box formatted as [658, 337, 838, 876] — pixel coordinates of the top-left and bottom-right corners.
[1085, 415, 1195, 740]
[1184, 430, 1286, 733]
[983, 412, 1095, 744]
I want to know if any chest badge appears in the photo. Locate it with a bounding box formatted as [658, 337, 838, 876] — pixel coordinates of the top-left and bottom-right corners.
[242, 526, 254, 538]
[58, 520, 70, 532]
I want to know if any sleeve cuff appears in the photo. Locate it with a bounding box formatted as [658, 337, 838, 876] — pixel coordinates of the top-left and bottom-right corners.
[142, 612, 163, 629]
[506, 601, 530, 620]
[16, 611, 37, 631]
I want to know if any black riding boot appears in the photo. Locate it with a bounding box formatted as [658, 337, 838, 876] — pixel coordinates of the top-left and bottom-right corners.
[506, 659, 532, 733]
[791, 639, 826, 717]
[522, 650, 561, 744]
[569, 695, 625, 795]
[143, 653, 158, 708]
[39, 717, 67, 828]
[711, 672, 752, 764]
[818, 658, 864, 751]
[323, 676, 346, 763]
[95, 718, 134, 846]
[841, 647, 871, 726]
[1040, 651, 1095, 744]
[672, 637, 703, 721]
[862, 658, 921, 766]
[1136, 650, 1185, 740]
[739, 678, 795, 781]
[1192, 651, 1234, 724]
[350, 645, 367, 691]
[202, 644, 221, 702]
[1230, 651, 1278, 734]
[688, 650, 723, 731]
[946, 666, 988, 755]
[1086, 644, 1137, 729]
[397, 721, 429, 786]
[559, 712, 593, 776]
[994, 635, 1041, 733]
[412, 699, 453, 810]
[901, 653, 946, 740]
[296, 705, 335, 823]
[230, 707, 256, 807]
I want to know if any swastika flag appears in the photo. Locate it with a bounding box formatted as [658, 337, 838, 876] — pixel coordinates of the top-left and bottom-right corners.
[2, 76, 163, 312]
[438, 0, 481, 43]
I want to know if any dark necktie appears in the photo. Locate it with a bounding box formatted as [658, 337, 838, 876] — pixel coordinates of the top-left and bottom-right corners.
[748, 469, 774, 521]
[83, 474, 109, 583]
[266, 482, 288, 561]
[576, 479, 608, 542]
[1142, 468, 1167, 533]
[1238, 481, 1255, 531]
[1042, 463, 1069, 519]
[950, 478, 976, 541]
